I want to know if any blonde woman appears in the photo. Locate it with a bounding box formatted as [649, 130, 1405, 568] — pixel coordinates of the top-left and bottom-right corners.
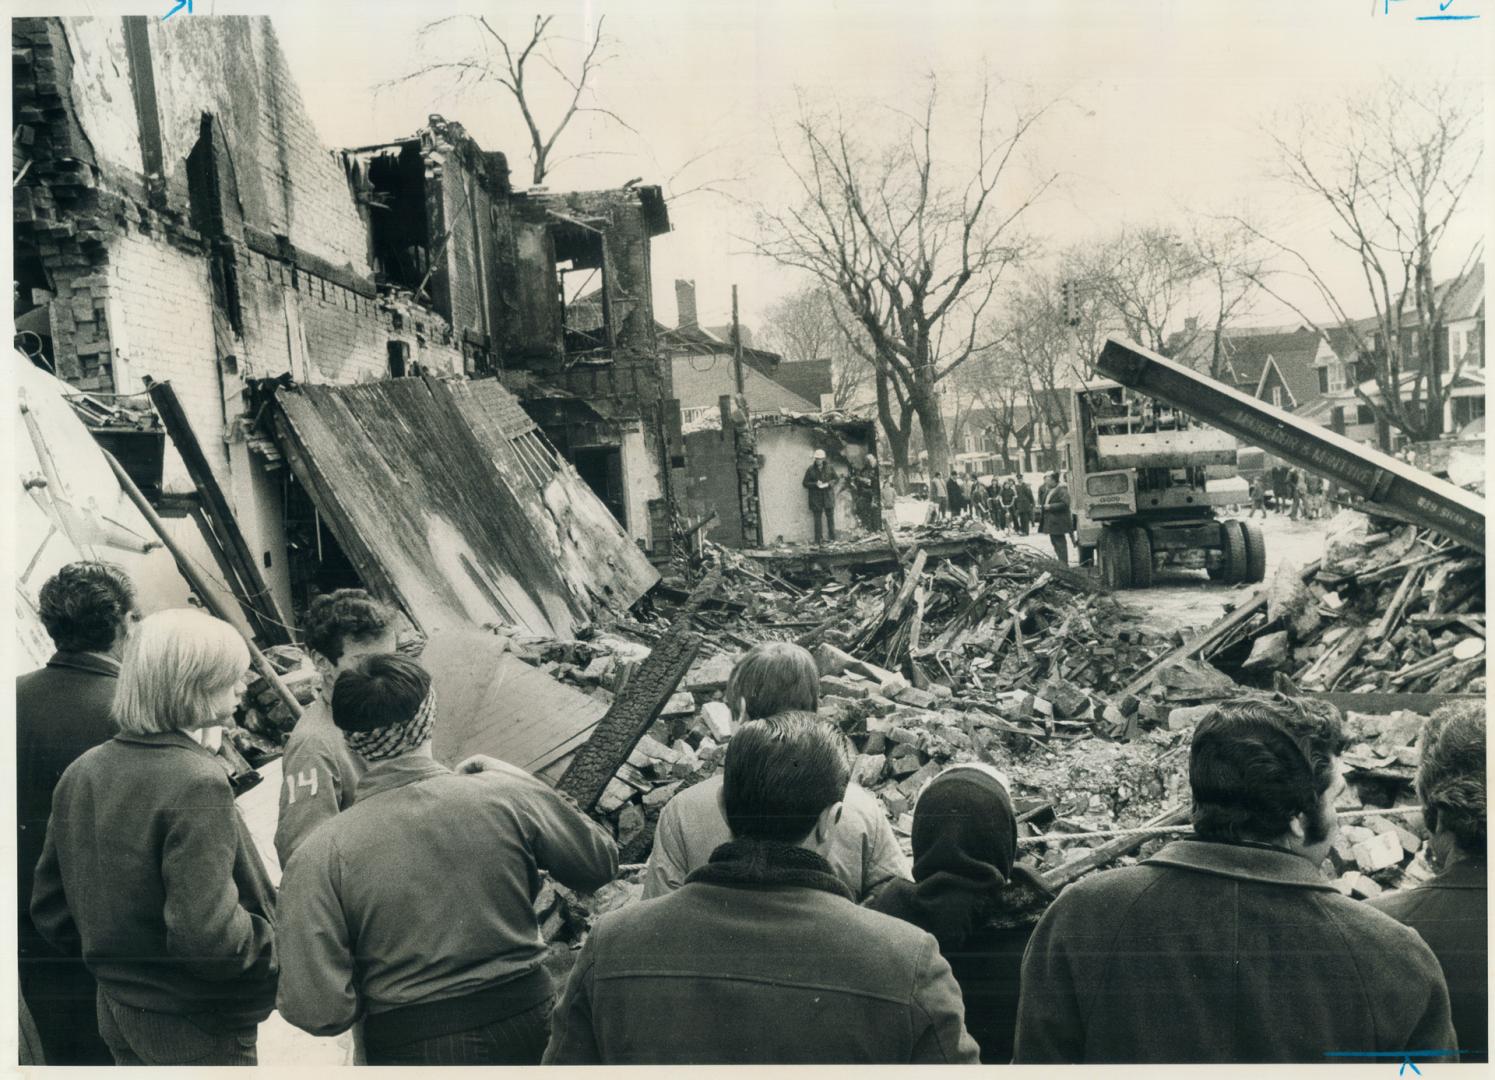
[30, 609, 277, 1066]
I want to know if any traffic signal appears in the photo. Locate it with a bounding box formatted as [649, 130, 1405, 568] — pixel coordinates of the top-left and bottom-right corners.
[1060, 280, 1080, 327]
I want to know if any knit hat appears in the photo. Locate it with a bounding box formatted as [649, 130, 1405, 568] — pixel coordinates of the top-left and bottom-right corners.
[903, 764, 1029, 948]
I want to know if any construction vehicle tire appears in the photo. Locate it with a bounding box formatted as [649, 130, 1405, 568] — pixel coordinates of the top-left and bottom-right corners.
[1098, 528, 1133, 589]
[1127, 526, 1154, 588]
[1242, 520, 1266, 583]
[1220, 520, 1248, 585]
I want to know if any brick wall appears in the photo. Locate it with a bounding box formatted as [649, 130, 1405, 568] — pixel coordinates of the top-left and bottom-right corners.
[145, 16, 370, 273]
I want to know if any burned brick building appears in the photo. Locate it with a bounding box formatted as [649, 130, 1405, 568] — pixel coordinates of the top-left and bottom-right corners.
[13, 14, 671, 638]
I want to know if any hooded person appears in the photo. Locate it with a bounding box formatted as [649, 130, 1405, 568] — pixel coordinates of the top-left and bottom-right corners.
[867, 764, 1053, 1063]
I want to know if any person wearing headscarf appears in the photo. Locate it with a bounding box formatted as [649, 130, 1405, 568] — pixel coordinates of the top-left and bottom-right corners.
[274, 653, 617, 1065]
[867, 764, 1053, 1063]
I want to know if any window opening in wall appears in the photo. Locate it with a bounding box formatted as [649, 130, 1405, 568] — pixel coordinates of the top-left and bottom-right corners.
[388, 340, 409, 379]
[360, 144, 430, 293]
[572, 446, 628, 529]
[549, 214, 613, 364]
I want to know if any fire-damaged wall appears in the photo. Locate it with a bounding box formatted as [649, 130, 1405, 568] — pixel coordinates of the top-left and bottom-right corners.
[342, 117, 513, 375]
[501, 188, 680, 550]
[16, 13, 685, 613]
[13, 15, 470, 620]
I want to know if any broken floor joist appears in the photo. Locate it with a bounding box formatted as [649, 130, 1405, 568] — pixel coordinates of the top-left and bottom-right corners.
[556, 570, 719, 812]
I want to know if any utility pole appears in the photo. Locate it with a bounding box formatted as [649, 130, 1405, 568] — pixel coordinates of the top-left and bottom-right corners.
[731, 284, 745, 396]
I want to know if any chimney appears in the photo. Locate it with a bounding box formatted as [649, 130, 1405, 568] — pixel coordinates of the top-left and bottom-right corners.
[675, 279, 698, 329]
[1184, 316, 1199, 334]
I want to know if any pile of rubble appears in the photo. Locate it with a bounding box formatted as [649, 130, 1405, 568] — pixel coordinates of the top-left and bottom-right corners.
[1235, 516, 1485, 695]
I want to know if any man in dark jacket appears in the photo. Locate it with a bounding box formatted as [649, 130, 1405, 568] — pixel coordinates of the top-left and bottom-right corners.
[946, 471, 967, 518]
[802, 449, 837, 544]
[1037, 471, 1072, 564]
[1371, 704, 1486, 1064]
[1014, 693, 1455, 1063]
[849, 453, 880, 532]
[276, 654, 617, 1064]
[16, 562, 138, 1065]
[1013, 477, 1035, 533]
[545, 713, 978, 1064]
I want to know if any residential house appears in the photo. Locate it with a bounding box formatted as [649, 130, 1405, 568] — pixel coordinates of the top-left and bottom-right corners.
[1303, 265, 1485, 447]
[661, 280, 826, 422]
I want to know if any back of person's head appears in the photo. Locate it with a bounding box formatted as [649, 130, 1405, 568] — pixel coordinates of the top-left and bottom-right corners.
[112, 609, 249, 735]
[333, 653, 431, 733]
[38, 561, 136, 654]
[723, 711, 850, 844]
[1190, 693, 1347, 845]
[1416, 703, 1485, 857]
[724, 641, 819, 721]
[303, 589, 394, 664]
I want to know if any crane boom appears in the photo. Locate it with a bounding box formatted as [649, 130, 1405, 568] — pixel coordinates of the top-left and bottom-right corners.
[1094, 336, 1485, 553]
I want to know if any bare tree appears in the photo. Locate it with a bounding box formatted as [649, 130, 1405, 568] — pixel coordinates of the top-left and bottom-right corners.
[963, 345, 1034, 472]
[1186, 220, 1265, 380]
[1070, 226, 1206, 357]
[1239, 78, 1483, 444]
[751, 79, 1056, 480]
[391, 15, 631, 185]
[759, 284, 873, 409]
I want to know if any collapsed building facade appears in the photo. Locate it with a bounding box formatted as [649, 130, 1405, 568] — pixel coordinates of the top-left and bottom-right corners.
[13, 14, 680, 638]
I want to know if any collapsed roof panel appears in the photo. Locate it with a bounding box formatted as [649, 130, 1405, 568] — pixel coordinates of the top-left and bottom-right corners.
[270, 374, 658, 638]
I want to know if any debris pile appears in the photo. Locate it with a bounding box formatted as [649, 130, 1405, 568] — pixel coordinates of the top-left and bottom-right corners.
[1325, 708, 1438, 899]
[1174, 513, 1486, 697]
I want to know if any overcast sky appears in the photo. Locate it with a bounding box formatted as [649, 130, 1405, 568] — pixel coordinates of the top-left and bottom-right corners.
[37, 0, 1490, 336]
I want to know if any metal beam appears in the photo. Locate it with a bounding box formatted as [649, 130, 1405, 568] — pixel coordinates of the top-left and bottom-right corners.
[1096, 337, 1485, 552]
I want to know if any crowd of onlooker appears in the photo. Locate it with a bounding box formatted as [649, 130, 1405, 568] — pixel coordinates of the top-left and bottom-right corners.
[16, 560, 1487, 1065]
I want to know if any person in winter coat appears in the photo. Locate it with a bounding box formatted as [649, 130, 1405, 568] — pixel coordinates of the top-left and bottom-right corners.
[928, 473, 947, 520]
[995, 479, 1015, 532]
[968, 476, 991, 524]
[545, 714, 979, 1065]
[1370, 704, 1486, 1064]
[643, 642, 908, 903]
[15, 562, 139, 1065]
[946, 471, 968, 518]
[1248, 477, 1268, 518]
[1037, 472, 1072, 564]
[31, 609, 276, 1066]
[868, 764, 1054, 1063]
[802, 449, 838, 543]
[1014, 694, 1455, 1064]
[275, 654, 617, 1065]
[849, 454, 880, 532]
[1013, 479, 1035, 533]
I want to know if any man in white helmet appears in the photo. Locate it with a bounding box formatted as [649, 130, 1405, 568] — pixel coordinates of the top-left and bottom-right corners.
[802, 449, 837, 544]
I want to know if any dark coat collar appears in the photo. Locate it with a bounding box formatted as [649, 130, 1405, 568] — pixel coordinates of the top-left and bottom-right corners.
[1425, 857, 1487, 891]
[47, 650, 120, 677]
[687, 838, 855, 902]
[1144, 839, 1337, 892]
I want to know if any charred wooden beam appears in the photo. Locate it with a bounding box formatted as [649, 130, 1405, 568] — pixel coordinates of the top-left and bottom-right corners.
[557, 570, 718, 811]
